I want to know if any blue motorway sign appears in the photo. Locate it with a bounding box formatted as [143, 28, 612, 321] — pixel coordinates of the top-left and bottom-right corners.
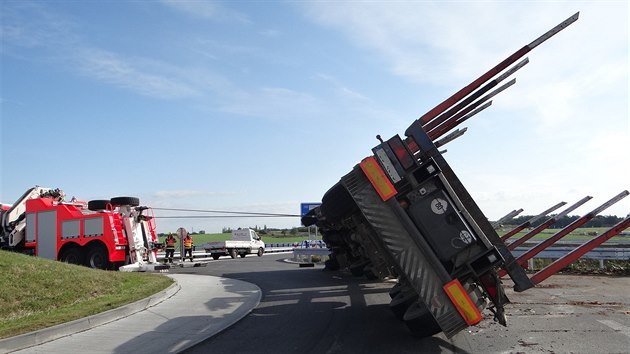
[300, 202, 322, 217]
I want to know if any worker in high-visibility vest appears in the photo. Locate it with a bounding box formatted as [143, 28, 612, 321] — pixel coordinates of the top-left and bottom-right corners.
[183, 234, 194, 262]
[164, 234, 176, 263]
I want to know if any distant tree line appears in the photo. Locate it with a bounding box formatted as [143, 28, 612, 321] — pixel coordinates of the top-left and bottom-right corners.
[222, 225, 311, 237]
[505, 214, 625, 229]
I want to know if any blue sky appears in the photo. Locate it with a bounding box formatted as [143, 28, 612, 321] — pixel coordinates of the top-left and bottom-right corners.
[1, 1, 628, 234]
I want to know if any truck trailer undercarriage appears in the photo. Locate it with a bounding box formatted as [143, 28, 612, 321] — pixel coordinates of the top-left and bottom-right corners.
[302, 12, 630, 338]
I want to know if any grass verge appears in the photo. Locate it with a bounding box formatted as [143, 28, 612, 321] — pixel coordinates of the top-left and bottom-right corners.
[0, 250, 173, 339]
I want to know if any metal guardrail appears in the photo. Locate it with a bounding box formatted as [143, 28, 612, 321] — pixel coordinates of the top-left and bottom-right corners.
[156, 244, 295, 261]
[292, 248, 331, 262]
[511, 247, 629, 260]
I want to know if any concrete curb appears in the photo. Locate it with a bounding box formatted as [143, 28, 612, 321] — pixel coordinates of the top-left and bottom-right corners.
[178, 278, 262, 352]
[0, 278, 180, 353]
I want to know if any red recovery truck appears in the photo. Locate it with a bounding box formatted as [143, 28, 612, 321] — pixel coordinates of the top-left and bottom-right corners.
[0, 186, 167, 271]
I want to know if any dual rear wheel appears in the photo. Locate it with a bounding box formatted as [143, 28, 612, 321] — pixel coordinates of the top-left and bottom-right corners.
[87, 196, 140, 211]
[59, 244, 110, 270]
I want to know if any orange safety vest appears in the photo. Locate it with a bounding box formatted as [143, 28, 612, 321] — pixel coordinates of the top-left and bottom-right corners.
[166, 237, 176, 249]
[184, 237, 193, 248]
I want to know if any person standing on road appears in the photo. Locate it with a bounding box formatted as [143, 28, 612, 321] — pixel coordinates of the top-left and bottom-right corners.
[164, 234, 176, 263]
[183, 234, 194, 262]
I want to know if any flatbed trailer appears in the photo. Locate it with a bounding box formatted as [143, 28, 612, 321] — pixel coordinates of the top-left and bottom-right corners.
[302, 12, 629, 338]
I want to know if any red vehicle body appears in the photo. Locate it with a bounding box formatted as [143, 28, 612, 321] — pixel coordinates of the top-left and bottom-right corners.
[1, 187, 163, 270]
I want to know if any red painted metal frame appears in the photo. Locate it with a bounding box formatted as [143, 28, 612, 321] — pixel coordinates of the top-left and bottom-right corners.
[405, 12, 579, 132]
[500, 202, 566, 242]
[507, 196, 592, 251]
[497, 191, 629, 277]
[529, 217, 630, 285]
[514, 191, 629, 267]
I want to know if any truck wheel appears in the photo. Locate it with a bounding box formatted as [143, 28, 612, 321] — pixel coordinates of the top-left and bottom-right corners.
[212, 255, 221, 260]
[110, 197, 140, 207]
[324, 257, 340, 271]
[86, 245, 110, 270]
[403, 301, 441, 338]
[88, 200, 111, 211]
[229, 249, 237, 259]
[60, 248, 84, 265]
[390, 291, 419, 320]
[321, 182, 358, 221]
[349, 260, 370, 277]
[363, 267, 378, 280]
[389, 282, 403, 299]
[239, 253, 247, 258]
[257, 248, 264, 257]
[349, 263, 365, 277]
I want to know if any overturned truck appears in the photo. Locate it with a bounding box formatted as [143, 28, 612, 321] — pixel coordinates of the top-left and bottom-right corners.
[302, 12, 630, 338]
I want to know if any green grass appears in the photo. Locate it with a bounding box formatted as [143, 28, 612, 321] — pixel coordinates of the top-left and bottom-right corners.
[0, 250, 173, 339]
[172, 227, 623, 246]
[179, 227, 623, 245]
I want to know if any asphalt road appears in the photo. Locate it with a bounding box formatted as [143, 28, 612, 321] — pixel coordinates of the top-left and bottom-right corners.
[170, 253, 630, 354]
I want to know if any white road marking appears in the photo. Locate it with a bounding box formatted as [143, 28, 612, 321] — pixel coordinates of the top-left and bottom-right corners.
[598, 320, 630, 338]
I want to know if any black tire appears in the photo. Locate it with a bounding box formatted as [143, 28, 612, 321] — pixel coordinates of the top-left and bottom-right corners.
[88, 200, 111, 211]
[110, 196, 140, 207]
[389, 282, 403, 299]
[404, 301, 441, 338]
[390, 291, 419, 320]
[363, 267, 378, 280]
[229, 249, 237, 259]
[60, 248, 84, 265]
[212, 254, 221, 260]
[349, 260, 370, 277]
[257, 248, 264, 257]
[86, 244, 110, 270]
[320, 182, 358, 221]
[324, 257, 340, 271]
[240, 253, 247, 258]
[349, 263, 365, 277]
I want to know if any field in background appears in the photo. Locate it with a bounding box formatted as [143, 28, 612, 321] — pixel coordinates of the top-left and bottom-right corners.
[160, 232, 323, 245]
[496, 226, 628, 242]
[160, 227, 626, 246]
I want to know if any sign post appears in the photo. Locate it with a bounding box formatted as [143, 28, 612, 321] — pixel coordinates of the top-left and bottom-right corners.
[301, 203, 321, 241]
[176, 227, 188, 262]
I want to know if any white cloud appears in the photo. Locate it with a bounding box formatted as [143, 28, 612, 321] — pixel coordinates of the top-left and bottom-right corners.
[152, 190, 237, 199]
[2, 3, 202, 100]
[299, 2, 628, 218]
[0, 1, 80, 49]
[76, 48, 199, 99]
[161, 0, 250, 24]
[218, 87, 323, 120]
[299, 3, 627, 91]
[314, 74, 369, 101]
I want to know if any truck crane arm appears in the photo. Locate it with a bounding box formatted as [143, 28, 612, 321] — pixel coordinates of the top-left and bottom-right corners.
[0, 186, 64, 248]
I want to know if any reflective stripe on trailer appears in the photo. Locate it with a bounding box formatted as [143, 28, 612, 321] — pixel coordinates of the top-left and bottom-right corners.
[359, 156, 397, 201]
[443, 279, 482, 325]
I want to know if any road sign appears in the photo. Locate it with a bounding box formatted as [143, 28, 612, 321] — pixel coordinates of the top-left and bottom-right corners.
[300, 203, 321, 217]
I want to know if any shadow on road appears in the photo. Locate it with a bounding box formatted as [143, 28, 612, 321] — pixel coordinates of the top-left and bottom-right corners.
[178, 259, 471, 354]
